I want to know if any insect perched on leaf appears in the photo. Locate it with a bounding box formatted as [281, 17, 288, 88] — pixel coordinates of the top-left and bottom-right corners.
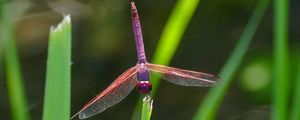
[72, 1, 220, 119]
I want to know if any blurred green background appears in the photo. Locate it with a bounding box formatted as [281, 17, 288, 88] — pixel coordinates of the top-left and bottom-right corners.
[0, 0, 299, 120]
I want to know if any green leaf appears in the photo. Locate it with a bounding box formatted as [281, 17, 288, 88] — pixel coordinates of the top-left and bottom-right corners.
[1, 4, 30, 120]
[141, 95, 153, 120]
[193, 0, 271, 119]
[42, 15, 72, 120]
[272, 0, 289, 119]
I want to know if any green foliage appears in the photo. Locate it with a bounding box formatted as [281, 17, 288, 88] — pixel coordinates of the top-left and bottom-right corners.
[42, 15, 72, 120]
[141, 95, 153, 120]
[272, 0, 289, 119]
[193, 0, 271, 119]
[1, 4, 30, 120]
[0, 1, 294, 119]
[150, 0, 201, 93]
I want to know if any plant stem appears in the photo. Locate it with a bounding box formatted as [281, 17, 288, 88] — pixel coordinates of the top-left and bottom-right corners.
[1, 4, 30, 120]
[272, 0, 289, 119]
[141, 95, 153, 120]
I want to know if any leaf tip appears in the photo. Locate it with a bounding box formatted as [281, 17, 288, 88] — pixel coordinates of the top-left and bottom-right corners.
[50, 14, 71, 32]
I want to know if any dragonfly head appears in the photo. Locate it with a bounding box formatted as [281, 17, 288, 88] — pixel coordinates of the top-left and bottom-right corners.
[136, 81, 152, 94]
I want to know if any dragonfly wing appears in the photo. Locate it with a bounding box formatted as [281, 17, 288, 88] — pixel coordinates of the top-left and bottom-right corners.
[73, 66, 138, 119]
[147, 63, 219, 87]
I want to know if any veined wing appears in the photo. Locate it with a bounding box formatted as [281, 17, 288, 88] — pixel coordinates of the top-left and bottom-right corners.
[72, 66, 138, 119]
[147, 63, 219, 87]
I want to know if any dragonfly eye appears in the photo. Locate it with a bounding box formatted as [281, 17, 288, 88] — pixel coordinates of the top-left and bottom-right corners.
[136, 81, 152, 94]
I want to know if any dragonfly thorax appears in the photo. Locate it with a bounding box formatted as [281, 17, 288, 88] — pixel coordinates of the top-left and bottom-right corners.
[136, 81, 152, 94]
[136, 63, 150, 81]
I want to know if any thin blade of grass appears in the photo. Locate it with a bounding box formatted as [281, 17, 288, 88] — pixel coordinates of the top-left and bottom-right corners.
[42, 15, 72, 120]
[131, 0, 200, 119]
[0, 1, 3, 85]
[151, 0, 201, 93]
[1, 4, 30, 120]
[272, 0, 289, 119]
[193, 0, 271, 119]
[141, 95, 153, 120]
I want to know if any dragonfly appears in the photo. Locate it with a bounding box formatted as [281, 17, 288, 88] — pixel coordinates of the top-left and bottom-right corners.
[72, 1, 219, 119]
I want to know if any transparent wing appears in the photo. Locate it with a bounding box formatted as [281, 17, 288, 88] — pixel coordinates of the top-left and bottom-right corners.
[147, 63, 219, 87]
[72, 66, 138, 119]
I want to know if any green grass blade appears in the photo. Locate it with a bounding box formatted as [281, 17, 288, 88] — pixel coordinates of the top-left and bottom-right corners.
[193, 0, 271, 120]
[0, 1, 3, 85]
[291, 60, 300, 120]
[42, 15, 72, 120]
[131, 0, 200, 119]
[272, 0, 289, 119]
[151, 0, 201, 93]
[1, 4, 31, 120]
[141, 95, 153, 120]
